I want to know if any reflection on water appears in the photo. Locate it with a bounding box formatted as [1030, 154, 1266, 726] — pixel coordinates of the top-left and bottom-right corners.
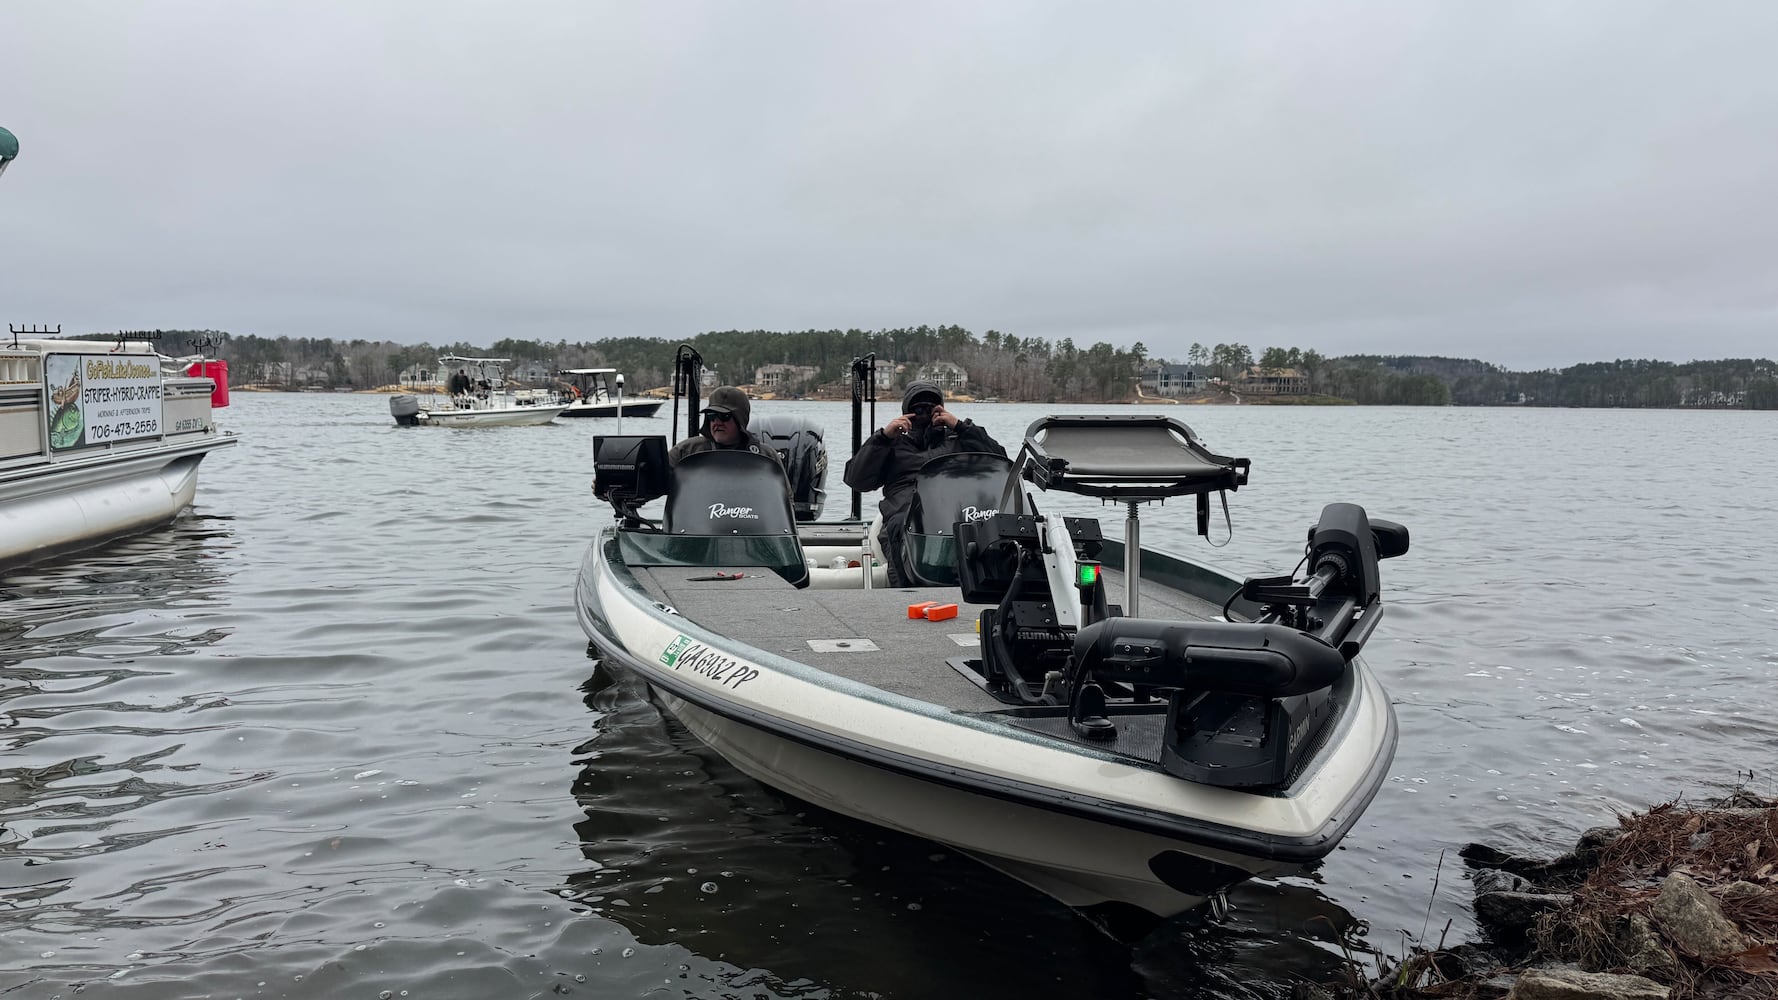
[1, 395, 1774, 997]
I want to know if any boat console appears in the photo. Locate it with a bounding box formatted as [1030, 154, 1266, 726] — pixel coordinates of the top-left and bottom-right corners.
[953, 415, 1409, 789]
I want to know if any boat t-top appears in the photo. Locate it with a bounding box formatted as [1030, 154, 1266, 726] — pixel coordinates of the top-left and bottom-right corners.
[555, 368, 664, 420]
[390, 355, 567, 428]
[572, 349, 1409, 934]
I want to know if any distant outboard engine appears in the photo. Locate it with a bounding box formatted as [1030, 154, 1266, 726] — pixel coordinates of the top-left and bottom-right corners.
[749, 414, 828, 522]
[390, 394, 420, 426]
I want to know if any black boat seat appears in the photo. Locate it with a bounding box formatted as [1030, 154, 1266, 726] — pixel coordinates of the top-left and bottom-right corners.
[618, 450, 808, 587]
[1017, 415, 1248, 502]
[903, 452, 1015, 586]
[665, 450, 797, 536]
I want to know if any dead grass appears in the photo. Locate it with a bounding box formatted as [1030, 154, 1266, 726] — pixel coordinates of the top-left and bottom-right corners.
[1343, 789, 1778, 1000]
[1533, 792, 1778, 998]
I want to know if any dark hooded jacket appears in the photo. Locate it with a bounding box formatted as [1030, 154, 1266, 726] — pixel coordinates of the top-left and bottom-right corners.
[668, 386, 784, 470]
[842, 381, 1006, 530]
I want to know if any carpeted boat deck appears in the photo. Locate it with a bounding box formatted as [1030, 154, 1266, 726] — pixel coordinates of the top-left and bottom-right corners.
[633, 562, 1232, 725]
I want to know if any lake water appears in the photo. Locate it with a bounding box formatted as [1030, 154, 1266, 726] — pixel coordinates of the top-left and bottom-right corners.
[3, 395, 1774, 999]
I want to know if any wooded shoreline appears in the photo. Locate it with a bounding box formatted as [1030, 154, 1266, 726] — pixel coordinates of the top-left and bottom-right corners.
[108, 326, 1778, 409]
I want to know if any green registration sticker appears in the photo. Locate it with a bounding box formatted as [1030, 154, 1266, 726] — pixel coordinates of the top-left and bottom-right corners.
[660, 635, 692, 666]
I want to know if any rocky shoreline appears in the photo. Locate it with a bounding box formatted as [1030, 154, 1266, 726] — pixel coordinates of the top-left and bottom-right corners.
[1353, 790, 1777, 1000]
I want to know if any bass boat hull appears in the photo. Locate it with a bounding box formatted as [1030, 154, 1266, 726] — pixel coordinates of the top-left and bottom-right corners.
[575, 528, 1397, 921]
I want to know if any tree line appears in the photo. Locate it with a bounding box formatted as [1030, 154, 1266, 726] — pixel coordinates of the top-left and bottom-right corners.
[148, 327, 1777, 408]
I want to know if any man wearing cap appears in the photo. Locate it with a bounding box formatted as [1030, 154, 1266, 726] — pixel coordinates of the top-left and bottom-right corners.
[667, 385, 784, 471]
[843, 380, 1006, 586]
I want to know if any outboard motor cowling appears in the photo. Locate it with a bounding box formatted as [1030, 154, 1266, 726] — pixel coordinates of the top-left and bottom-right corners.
[749, 414, 828, 522]
[390, 394, 420, 426]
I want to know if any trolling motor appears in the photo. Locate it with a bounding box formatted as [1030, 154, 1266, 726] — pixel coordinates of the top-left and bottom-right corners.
[1065, 503, 1409, 786]
[1237, 502, 1409, 657]
[954, 415, 1411, 788]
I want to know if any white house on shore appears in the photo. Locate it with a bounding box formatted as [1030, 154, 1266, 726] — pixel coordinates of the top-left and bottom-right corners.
[914, 360, 968, 393]
[869, 358, 902, 390]
[1239, 366, 1308, 395]
[1139, 362, 1207, 396]
[754, 363, 820, 392]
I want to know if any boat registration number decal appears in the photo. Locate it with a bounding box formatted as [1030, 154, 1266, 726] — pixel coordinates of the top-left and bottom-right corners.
[659, 634, 759, 689]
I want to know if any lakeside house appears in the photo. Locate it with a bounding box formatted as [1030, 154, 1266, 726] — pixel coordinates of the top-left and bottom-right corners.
[1238, 365, 1308, 395]
[913, 360, 968, 393]
[247, 361, 296, 385]
[1140, 362, 1207, 396]
[509, 361, 553, 384]
[754, 363, 821, 392]
[869, 358, 901, 389]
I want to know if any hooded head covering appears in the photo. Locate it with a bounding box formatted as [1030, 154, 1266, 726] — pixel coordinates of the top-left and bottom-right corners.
[701, 385, 751, 428]
[901, 381, 943, 414]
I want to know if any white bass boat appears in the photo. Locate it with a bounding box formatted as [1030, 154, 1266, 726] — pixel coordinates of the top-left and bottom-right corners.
[573, 353, 1408, 933]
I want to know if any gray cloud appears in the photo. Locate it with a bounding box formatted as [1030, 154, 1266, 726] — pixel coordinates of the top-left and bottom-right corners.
[4, 1, 1775, 368]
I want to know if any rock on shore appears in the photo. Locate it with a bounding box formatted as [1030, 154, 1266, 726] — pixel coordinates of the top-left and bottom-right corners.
[1367, 790, 1777, 1000]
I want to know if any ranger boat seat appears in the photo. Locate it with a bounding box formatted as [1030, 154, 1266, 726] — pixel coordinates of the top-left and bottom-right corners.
[665, 450, 799, 536]
[904, 452, 1015, 586]
[617, 449, 809, 588]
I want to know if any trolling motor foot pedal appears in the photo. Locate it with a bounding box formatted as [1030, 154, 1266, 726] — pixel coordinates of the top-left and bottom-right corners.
[1070, 682, 1118, 741]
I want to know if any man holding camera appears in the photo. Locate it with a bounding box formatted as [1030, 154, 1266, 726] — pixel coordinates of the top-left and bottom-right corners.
[843, 380, 1006, 587]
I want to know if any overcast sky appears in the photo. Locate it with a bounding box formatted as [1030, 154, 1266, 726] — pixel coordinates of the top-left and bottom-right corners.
[4, 2, 1776, 369]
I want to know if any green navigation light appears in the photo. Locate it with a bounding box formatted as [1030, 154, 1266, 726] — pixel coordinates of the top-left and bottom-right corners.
[1077, 563, 1100, 587]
